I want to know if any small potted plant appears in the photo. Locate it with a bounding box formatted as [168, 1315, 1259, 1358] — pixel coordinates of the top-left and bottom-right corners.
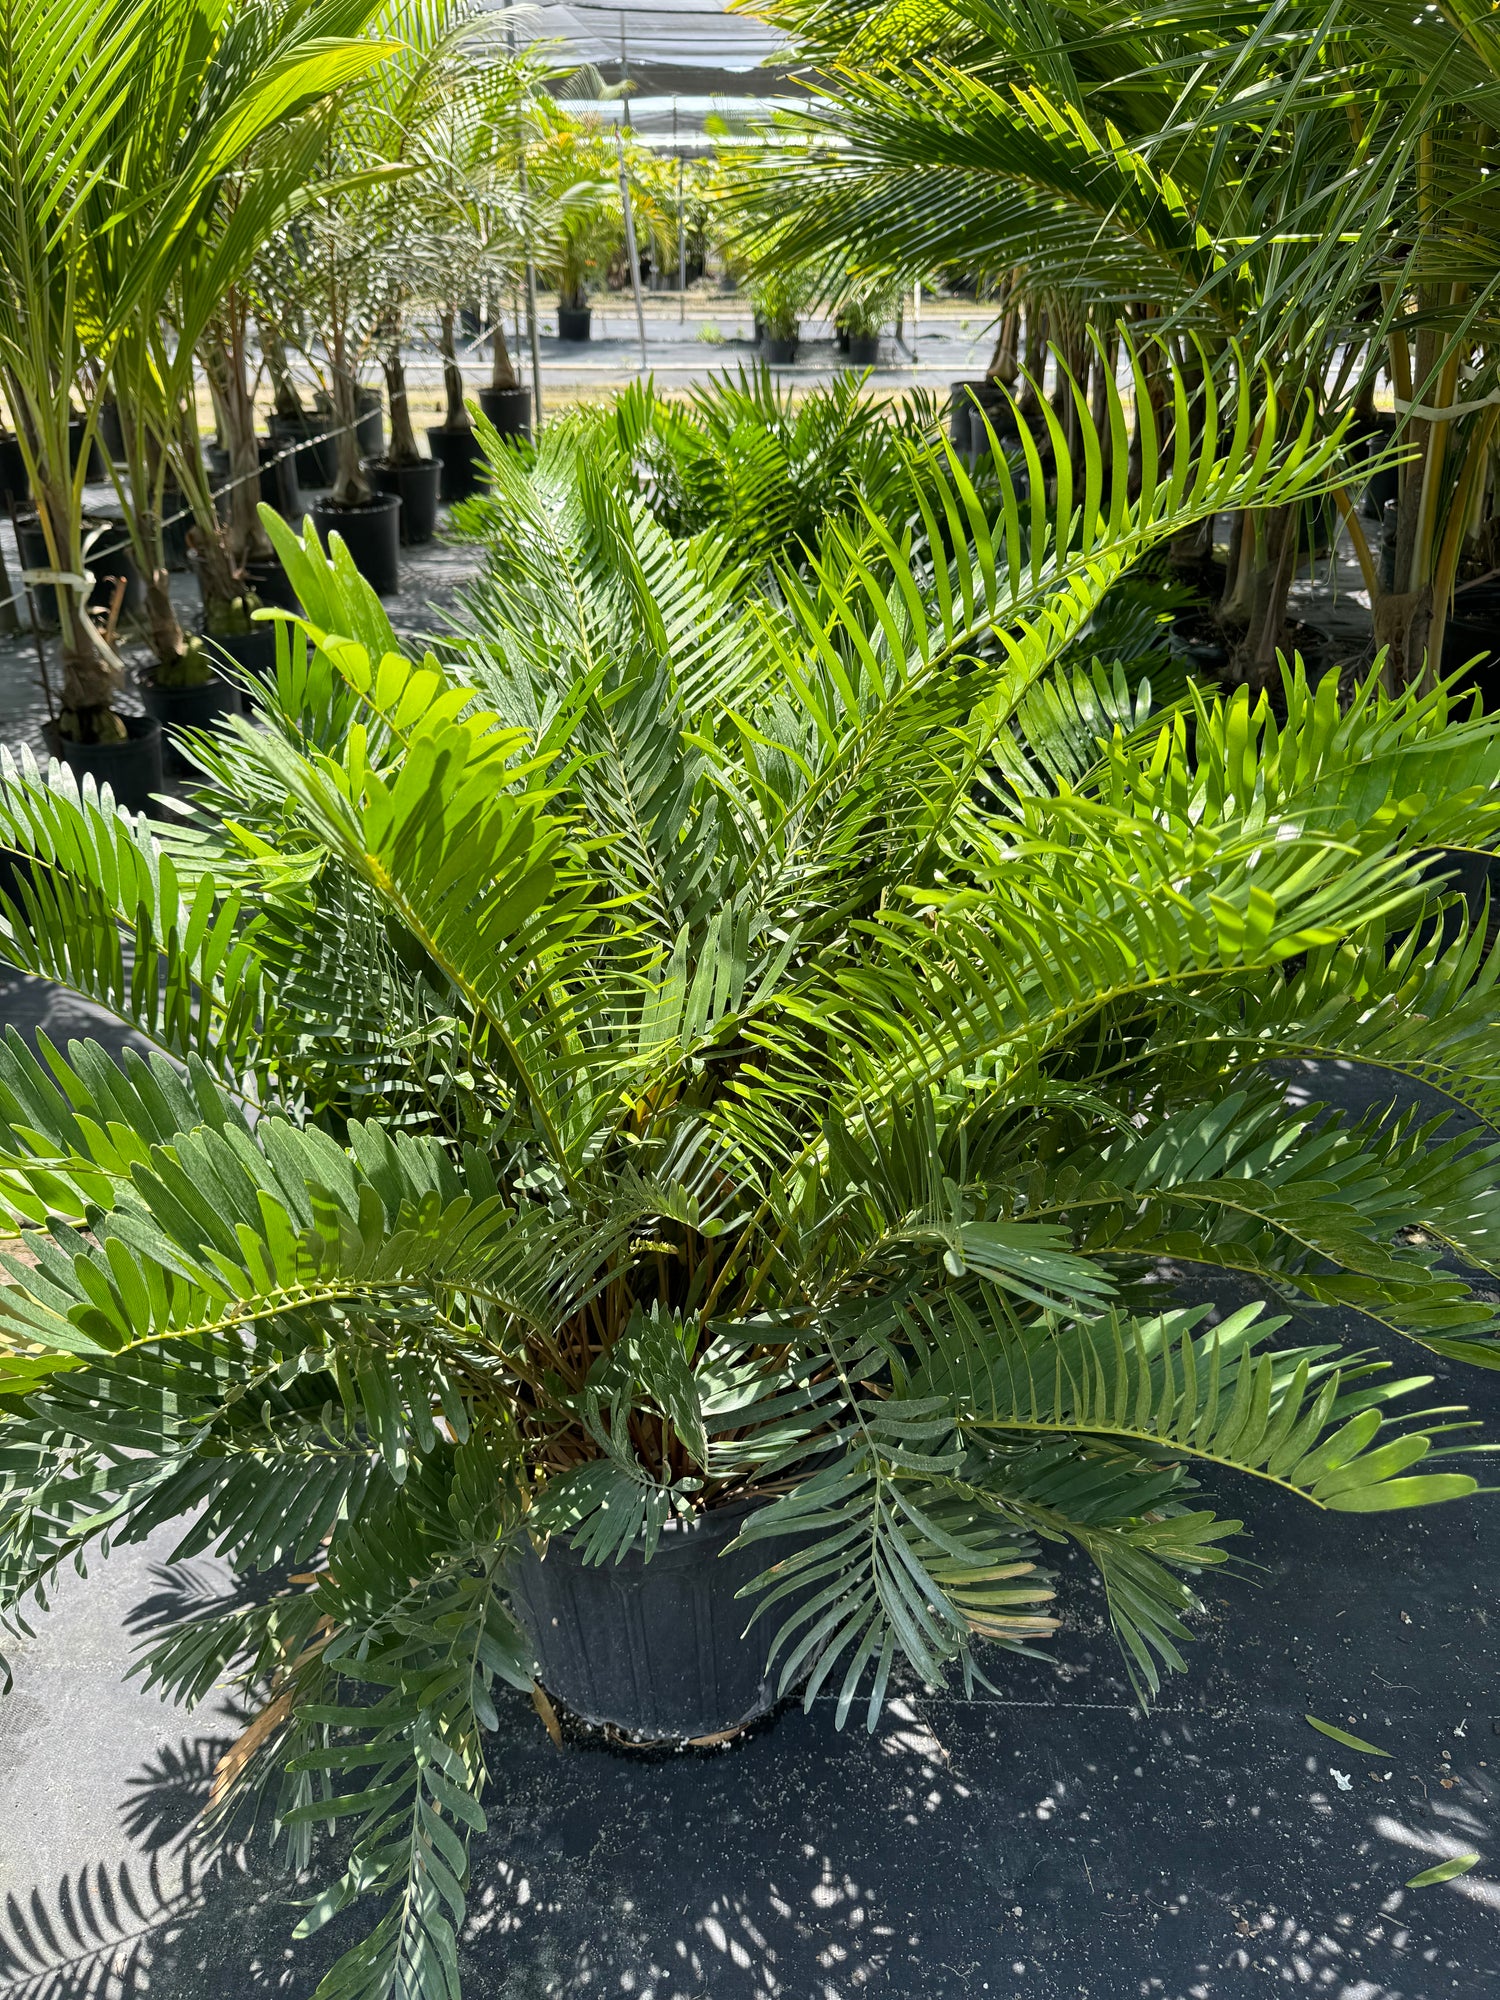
[752, 268, 805, 365]
[839, 276, 902, 368]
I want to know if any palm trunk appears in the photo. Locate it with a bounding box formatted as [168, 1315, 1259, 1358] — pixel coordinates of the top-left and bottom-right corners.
[18, 402, 124, 734]
[489, 319, 519, 391]
[1018, 302, 1048, 426]
[439, 311, 470, 431]
[172, 403, 255, 638]
[986, 294, 1020, 383]
[384, 348, 423, 465]
[105, 335, 186, 677]
[329, 320, 373, 507]
[263, 324, 307, 421]
[202, 298, 272, 566]
[1223, 504, 1300, 689]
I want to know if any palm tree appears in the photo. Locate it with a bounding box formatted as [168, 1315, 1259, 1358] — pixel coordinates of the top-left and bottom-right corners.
[1, 348, 1496, 1998]
[736, 0, 1500, 686]
[0, 0, 395, 738]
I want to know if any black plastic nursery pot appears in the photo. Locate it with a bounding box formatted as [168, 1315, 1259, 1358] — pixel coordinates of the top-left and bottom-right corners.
[372, 458, 442, 545]
[161, 488, 190, 571]
[15, 515, 143, 628]
[243, 551, 301, 615]
[85, 520, 144, 620]
[1444, 584, 1500, 695]
[99, 399, 126, 465]
[68, 416, 105, 484]
[268, 412, 335, 489]
[425, 425, 486, 503]
[948, 378, 1015, 454]
[478, 385, 532, 440]
[47, 714, 163, 816]
[1168, 608, 1232, 677]
[139, 673, 241, 770]
[507, 1498, 803, 1744]
[1353, 411, 1399, 518]
[0, 430, 28, 507]
[355, 386, 384, 461]
[763, 335, 798, 366]
[308, 492, 401, 597]
[557, 304, 592, 342]
[847, 334, 881, 367]
[206, 625, 279, 679]
[206, 625, 281, 710]
[947, 380, 983, 451]
[258, 438, 303, 521]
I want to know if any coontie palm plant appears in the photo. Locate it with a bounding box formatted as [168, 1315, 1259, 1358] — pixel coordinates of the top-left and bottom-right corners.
[480, 364, 947, 575]
[1, 347, 1499, 1998]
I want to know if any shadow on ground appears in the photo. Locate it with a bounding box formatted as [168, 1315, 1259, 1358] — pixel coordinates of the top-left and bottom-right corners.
[0, 1043, 1497, 1999]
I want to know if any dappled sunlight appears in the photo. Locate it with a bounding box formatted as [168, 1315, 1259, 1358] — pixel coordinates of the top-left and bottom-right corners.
[459, 1696, 981, 1998]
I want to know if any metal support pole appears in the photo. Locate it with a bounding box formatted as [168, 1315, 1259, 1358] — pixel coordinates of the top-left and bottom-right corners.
[913, 279, 921, 368]
[616, 127, 649, 374]
[677, 148, 687, 323]
[519, 154, 543, 432]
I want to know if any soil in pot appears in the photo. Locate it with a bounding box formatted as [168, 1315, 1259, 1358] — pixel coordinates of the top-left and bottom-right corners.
[764, 336, 798, 366]
[46, 714, 163, 816]
[426, 425, 486, 503]
[558, 304, 592, 342]
[258, 439, 303, 521]
[847, 334, 881, 367]
[308, 492, 402, 596]
[507, 1497, 810, 1744]
[372, 459, 441, 545]
[477, 385, 532, 440]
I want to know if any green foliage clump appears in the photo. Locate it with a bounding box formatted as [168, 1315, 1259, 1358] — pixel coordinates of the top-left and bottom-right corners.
[0, 348, 1497, 1998]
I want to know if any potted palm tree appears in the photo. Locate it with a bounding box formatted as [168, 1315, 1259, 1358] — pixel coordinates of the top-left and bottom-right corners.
[838, 275, 903, 367]
[530, 110, 624, 341]
[0, 0, 394, 807]
[741, 0, 1499, 692]
[425, 298, 489, 500]
[752, 267, 809, 364]
[113, 94, 385, 753]
[0, 349, 1494, 2000]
